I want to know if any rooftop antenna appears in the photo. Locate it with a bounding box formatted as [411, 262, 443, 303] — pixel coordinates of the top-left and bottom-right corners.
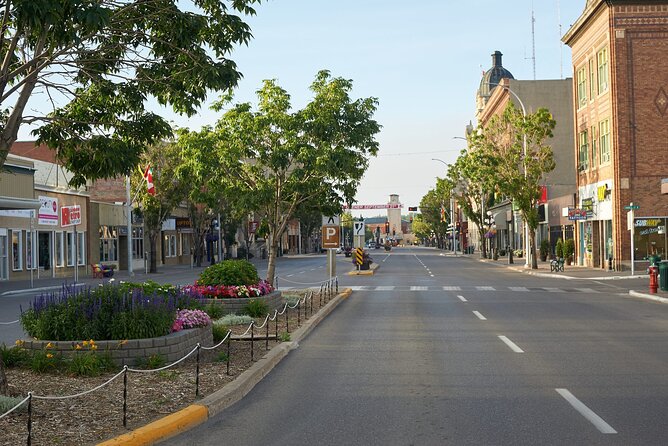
[531, 1, 536, 80]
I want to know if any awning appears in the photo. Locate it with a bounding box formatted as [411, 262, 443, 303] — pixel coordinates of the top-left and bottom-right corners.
[0, 197, 41, 210]
[493, 211, 508, 230]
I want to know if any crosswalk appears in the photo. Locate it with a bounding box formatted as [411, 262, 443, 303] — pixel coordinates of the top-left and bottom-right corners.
[278, 285, 602, 293]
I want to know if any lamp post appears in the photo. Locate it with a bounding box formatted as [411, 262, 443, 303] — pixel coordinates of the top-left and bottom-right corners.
[488, 82, 530, 268]
[432, 158, 457, 254]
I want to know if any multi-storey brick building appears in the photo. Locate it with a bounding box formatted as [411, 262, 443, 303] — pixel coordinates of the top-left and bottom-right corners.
[563, 0, 668, 270]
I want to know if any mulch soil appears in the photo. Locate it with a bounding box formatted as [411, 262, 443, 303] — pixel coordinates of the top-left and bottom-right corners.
[1, 287, 339, 446]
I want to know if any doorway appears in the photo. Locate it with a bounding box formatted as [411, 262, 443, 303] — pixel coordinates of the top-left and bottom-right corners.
[0, 230, 7, 280]
[38, 231, 51, 270]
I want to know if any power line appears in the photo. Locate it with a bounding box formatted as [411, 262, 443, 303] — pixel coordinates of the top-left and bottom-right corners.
[378, 149, 462, 157]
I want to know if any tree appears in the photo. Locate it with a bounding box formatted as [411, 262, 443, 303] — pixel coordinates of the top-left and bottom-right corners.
[410, 215, 431, 243]
[472, 103, 556, 268]
[419, 188, 449, 249]
[133, 141, 189, 273]
[210, 71, 380, 284]
[0, 0, 260, 186]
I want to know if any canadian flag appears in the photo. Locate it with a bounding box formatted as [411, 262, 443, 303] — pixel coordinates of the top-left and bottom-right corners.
[142, 165, 155, 196]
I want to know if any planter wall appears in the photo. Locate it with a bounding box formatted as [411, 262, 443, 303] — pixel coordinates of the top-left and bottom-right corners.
[23, 326, 213, 366]
[201, 290, 283, 315]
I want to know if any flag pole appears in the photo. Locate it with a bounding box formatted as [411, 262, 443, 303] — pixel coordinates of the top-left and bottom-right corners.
[126, 176, 134, 276]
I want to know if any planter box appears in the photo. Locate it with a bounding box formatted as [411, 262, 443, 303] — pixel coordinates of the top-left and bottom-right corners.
[23, 326, 213, 366]
[200, 290, 283, 315]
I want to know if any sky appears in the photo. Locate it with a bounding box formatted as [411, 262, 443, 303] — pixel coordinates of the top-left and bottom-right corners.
[23, 0, 586, 218]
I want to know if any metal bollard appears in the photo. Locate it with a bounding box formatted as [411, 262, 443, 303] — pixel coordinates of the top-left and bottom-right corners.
[226, 333, 231, 376]
[250, 321, 255, 361]
[27, 393, 33, 446]
[195, 344, 201, 397]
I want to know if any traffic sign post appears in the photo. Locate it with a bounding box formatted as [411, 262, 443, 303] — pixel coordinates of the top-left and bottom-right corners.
[626, 203, 636, 275]
[353, 221, 365, 249]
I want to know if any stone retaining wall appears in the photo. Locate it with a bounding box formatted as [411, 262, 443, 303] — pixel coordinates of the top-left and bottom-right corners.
[23, 326, 213, 366]
[201, 290, 283, 315]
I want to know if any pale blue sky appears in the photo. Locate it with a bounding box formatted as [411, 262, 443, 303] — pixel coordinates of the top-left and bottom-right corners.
[22, 1, 586, 216]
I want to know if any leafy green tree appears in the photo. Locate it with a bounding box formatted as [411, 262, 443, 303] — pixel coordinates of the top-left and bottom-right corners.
[209, 71, 380, 284]
[410, 215, 431, 243]
[0, 0, 260, 186]
[132, 142, 189, 273]
[419, 188, 449, 249]
[472, 103, 556, 268]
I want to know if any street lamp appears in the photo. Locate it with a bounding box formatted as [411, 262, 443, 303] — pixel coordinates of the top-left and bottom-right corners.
[487, 81, 530, 268]
[432, 158, 457, 254]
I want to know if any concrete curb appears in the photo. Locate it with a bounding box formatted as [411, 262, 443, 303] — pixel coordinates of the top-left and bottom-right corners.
[476, 257, 646, 281]
[97, 288, 352, 445]
[629, 290, 668, 304]
[96, 404, 208, 446]
[1, 282, 87, 296]
[347, 263, 379, 276]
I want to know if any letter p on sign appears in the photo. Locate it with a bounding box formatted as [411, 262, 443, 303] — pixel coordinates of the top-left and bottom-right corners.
[321, 225, 340, 249]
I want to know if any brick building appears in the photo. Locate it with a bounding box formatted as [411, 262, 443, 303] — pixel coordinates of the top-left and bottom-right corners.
[563, 0, 668, 270]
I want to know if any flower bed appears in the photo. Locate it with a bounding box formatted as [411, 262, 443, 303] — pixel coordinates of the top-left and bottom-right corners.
[183, 280, 274, 299]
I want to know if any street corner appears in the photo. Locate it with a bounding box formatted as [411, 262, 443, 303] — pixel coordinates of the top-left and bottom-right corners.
[340, 288, 353, 298]
[629, 290, 668, 304]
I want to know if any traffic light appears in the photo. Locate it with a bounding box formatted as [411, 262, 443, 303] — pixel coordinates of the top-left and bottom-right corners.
[408, 206, 418, 211]
[409, 215, 413, 223]
[384, 221, 390, 234]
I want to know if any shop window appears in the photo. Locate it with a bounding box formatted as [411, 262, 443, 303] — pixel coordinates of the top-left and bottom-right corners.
[597, 47, 608, 94]
[26, 230, 36, 270]
[634, 218, 667, 260]
[11, 229, 22, 271]
[132, 227, 144, 260]
[55, 232, 64, 267]
[99, 226, 118, 262]
[66, 232, 75, 266]
[78, 232, 85, 266]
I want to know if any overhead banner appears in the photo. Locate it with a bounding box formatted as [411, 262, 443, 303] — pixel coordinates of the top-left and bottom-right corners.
[343, 204, 403, 210]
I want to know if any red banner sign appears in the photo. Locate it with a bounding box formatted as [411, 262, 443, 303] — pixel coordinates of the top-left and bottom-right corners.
[61, 205, 81, 227]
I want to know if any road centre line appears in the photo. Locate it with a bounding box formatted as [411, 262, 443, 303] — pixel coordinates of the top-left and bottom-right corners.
[498, 335, 524, 353]
[457, 295, 467, 302]
[555, 388, 617, 434]
[472, 311, 487, 320]
[286, 274, 294, 277]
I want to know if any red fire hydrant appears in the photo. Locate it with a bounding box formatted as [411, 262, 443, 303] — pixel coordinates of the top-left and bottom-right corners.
[649, 265, 659, 294]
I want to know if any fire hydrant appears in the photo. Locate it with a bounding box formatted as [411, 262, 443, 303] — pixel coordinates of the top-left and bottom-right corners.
[649, 265, 659, 294]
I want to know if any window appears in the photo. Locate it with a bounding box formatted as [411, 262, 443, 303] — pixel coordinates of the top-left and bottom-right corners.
[578, 130, 589, 171]
[77, 232, 85, 266]
[591, 126, 597, 167]
[170, 235, 177, 257]
[599, 119, 610, 163]
[11, 230, 22, 271]
[66, 232, 75, 266]
[26, 230, 36, 270]
[597, 47, 609, 94]
[99, 226, 118, 262]
[55, 232, 64, 267]
[577, 66, 587, 107]
[589, 59, 596, 100]
[132, 227, 144, 260]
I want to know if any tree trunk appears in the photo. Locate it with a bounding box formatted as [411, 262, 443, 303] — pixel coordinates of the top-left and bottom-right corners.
[149, 231, 158, 273]
[479, 227, 487, 259]
[265, 233, 280, 286]
[0, 358, 8, 396]
[530, 228, 538, 269]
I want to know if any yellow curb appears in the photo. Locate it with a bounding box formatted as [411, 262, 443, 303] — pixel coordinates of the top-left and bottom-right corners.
[97, 404, 208, 446]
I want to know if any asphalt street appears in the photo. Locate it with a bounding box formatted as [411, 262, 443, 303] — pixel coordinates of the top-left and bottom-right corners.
[157, 246, 668, 446]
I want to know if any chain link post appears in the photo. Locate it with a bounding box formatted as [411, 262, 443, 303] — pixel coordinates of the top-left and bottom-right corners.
[250, 321, 255, 361]
[226, 332, 231, 376]
[297, 300, 301, 326]
[123, 366, 128, 428]
[195, 343, 201, 397]
[266, 317, 269, 350]
[27, 392, 32, 446]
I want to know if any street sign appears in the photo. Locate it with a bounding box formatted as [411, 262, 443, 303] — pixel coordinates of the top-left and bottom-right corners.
[322, 215, 340, 226]
[353, 222, 365, 235]
[321, 226, 340, 248]
[624, 205, 640, 210]
[60, 205, 81, 227]
[354, 247, 364, 265]
[567, 208, 587, 221]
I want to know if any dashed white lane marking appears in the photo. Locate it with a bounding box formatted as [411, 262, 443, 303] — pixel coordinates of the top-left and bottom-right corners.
[443, 286, 461, 291]
[472, 311, 487, 320]
[577, 288, 600, 293]
[476, 286, 495, 291]
[410, 286, 428, 291]
[429, 274, 434, 277]
[375, 286, 394, 291]
[555, 389, 617, 434]
[498, 335, 524, 353]
[509, 286, 529, 292]
[543, 287, 561, 292]
[299, 271, 306, 274]
[457, 295, 467, 302]
[286, 274, 294, 277]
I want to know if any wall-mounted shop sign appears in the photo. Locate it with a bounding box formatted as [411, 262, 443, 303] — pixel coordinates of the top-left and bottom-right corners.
[581, 198, 594, 217]
[635, 219, 662, 228]
[568, 208, 588, 221]
[597, 183, 611, 201]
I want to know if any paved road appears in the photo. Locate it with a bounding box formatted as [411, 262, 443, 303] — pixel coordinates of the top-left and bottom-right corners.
[162, 246, 668, 445]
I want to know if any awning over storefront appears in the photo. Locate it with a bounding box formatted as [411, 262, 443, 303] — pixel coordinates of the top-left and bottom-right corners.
[493, 211, 508, 230]
[0, 196, 40, 210]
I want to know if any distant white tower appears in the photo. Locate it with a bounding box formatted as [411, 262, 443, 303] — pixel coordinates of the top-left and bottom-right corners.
[388, 194, 402, 239]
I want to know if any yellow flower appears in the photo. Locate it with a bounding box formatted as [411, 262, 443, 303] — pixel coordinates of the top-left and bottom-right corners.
[75, 344, 82, 350]
[89, 339, 95, 345]
[118, 339, 128, 347]
[46, 353, 53, 359]
[45, 342, 54, 349]
[14, 339, 24, 347]
[90, 344, 98, 350]
[82, 340, 89, 347]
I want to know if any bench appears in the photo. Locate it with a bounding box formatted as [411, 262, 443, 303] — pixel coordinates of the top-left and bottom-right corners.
[91, 263, 115, 278]
[550, 258, 565, 272]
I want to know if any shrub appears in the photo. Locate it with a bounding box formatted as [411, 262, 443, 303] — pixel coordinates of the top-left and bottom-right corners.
[555, 239, 564, 258]
[20, 284, 202, 341]
[29, 346, 62, 373]
[204, 303, 224, 320]
[216, 352, 229, 363]
[118, 280, 178, 296]
[0, 395, 27, 414]
[68, 340, 114, 377]
[212, 323, 230, 343]
[1, 343, 27, 367]
[279, 332, 291, 342]
[216, 314, 253, 326]
[564, 239, 575, 260]
[137, 354, 166, 370]
[242, 299, 269, 318]
[198, 260, 259, 286]
[540, 239, 550, 260]
[283, 295, 300, 306]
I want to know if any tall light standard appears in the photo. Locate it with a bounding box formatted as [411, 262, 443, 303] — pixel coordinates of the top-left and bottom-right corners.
[432, 158, 456, 254]
[488, 82, 530, 268]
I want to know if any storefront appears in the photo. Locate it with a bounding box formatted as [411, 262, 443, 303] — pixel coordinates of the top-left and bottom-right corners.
[633, 217, 667, 265]
[577, 180, 614, 268]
